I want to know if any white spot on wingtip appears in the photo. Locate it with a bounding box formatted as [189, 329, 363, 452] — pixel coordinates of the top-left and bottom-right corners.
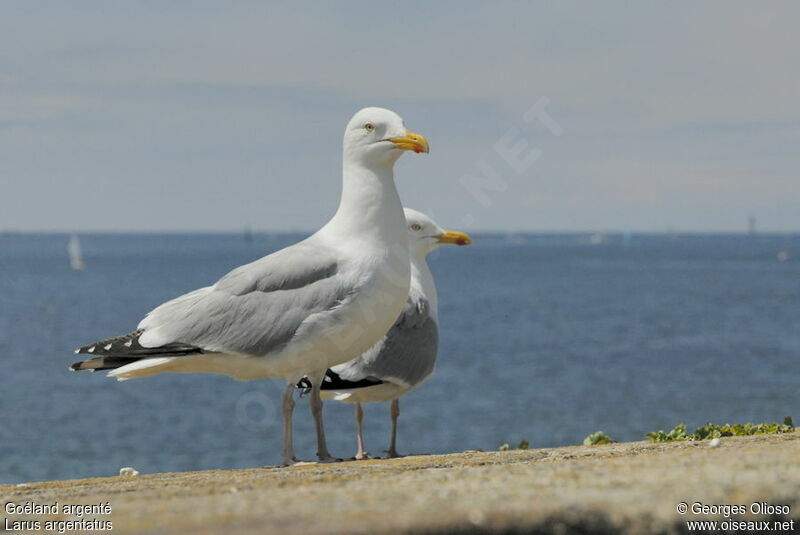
[104, 343, 112, 350]
[74, 348, 80, 354]
[88, 346, 95, 353]
[124, 340, 133, 347]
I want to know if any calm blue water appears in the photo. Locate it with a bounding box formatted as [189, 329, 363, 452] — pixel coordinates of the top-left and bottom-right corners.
[1, 232, 798, 484]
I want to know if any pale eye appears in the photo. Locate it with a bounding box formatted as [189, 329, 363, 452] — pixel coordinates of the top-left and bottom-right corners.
[410, 223, 422, 232]
[364, 122, 375, 132]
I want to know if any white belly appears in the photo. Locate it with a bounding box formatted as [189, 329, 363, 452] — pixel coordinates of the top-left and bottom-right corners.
[260, 259, 411, 380]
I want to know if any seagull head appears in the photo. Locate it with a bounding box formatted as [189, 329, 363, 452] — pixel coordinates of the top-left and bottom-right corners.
[403, 208, 472, 259]
[344, 107, 429, 168]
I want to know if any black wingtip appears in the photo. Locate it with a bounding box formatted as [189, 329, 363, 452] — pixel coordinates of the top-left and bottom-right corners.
[297, 370, 384, 391]
[74, 330, 202, 358]
[75, 344, 97, 355]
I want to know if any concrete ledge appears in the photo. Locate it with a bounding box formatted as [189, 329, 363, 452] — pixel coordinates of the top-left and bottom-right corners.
[2, 434, 798, 534]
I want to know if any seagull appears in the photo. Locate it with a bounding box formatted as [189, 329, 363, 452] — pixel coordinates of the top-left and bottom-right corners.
[299, 208, 471, 459]
[70, 107, 429, 466]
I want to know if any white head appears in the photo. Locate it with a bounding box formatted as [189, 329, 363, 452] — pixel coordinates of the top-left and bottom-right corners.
[403, 208, 472, 260]
[343, 107, 429, 168]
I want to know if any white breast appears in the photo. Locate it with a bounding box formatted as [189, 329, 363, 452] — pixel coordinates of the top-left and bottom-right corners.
[252, 245, 411, 381]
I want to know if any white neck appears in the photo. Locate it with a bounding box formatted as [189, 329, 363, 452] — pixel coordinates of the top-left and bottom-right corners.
[410, 255, 438, 320]
[324, 156, 407, 248]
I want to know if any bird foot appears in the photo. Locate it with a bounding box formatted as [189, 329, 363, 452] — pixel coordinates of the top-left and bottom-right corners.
[290, 460, 319, 466]
[282, 456, 316, 467]
[316, 453, 343, 463]
[384, 449, 404, 458]
[354, 452, 374, 460]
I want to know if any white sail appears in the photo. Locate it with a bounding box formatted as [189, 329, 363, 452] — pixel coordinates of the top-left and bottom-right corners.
[67, 235, 85, 270]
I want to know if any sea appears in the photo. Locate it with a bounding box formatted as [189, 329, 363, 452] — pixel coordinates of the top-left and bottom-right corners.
[1, 232, 798, 484]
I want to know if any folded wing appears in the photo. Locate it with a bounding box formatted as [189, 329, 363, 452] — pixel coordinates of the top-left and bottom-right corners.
[72, 240, 350, 371]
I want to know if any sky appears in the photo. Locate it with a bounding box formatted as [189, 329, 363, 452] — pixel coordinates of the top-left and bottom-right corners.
[1, 1, 799, 233]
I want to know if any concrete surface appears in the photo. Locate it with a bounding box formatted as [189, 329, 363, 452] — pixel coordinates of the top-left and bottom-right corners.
[2, 433, 798, 534]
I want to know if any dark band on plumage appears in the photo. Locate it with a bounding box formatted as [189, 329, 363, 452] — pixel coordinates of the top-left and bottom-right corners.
[297, 369, 384, 393]
[70, 329, 204, 371]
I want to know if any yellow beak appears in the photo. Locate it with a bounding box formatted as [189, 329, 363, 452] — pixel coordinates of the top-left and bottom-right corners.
[388, 130, 429, 154]
[436, 230, 472, 246]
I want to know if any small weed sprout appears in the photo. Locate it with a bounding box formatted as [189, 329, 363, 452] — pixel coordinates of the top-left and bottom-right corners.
[583, 431, 616, 446]
[498, 440, 531, 451]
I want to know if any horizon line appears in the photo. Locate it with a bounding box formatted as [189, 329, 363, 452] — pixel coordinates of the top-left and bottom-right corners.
[3, 228, 799, 236]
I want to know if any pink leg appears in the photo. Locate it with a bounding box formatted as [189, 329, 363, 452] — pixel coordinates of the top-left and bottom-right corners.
[309, 380, 340, 462]
[386, 399, 403, 458]
[354, 403, 371, 460]
[281, 384, 297, 466]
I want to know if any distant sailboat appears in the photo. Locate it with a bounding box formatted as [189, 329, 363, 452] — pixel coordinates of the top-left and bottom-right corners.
[748, 214, 757, 236]
[582, 233, 607, 245]
[67, 234, 85, 270]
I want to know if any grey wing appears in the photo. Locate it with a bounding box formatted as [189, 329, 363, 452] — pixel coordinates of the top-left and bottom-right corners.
[134, 239, 350, 356]
[330, 295, 438, 388]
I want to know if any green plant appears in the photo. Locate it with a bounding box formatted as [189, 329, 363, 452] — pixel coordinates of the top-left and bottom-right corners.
[646, 417, 795, 443]
[646, 423, 688, 443]
[583, 431, 616, 445]
[498, 440, 531, 451]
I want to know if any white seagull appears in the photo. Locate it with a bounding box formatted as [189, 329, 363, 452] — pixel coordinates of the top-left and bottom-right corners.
[70, 107, 429, 466]
[299, 208, 471, 459]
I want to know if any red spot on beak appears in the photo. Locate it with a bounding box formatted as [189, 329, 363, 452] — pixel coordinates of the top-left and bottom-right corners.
[456, 238, 468, 246]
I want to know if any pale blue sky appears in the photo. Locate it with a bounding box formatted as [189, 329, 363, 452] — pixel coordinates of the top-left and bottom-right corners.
[2, 1, 799, 232]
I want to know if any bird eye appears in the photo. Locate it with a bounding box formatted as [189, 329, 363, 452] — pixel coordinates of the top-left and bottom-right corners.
[364, 122, 375, 132]
[410, 223, 422, 231]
